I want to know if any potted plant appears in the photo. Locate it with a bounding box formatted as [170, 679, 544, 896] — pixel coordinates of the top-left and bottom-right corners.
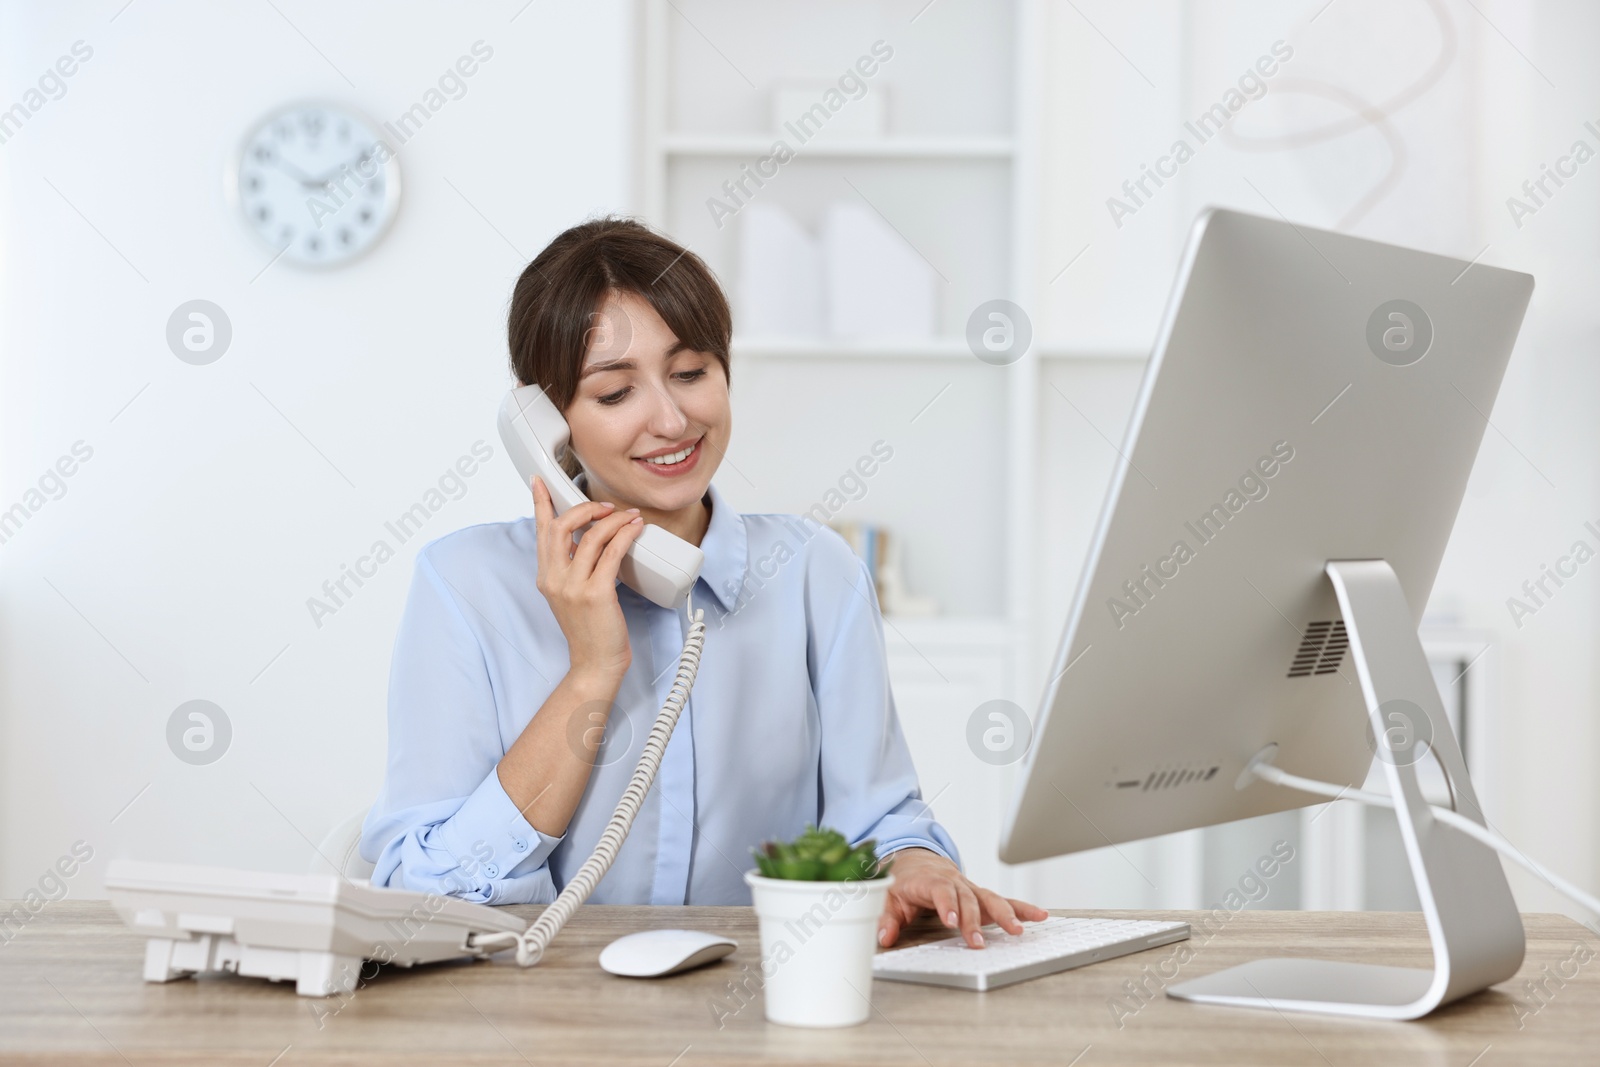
[743, 824, 896, 1028]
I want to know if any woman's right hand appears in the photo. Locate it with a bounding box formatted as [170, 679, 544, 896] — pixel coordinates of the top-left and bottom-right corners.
[531, 474, 646, 681]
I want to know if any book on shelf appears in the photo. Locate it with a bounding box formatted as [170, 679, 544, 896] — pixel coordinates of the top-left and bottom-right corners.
[826, 519, 938, 617]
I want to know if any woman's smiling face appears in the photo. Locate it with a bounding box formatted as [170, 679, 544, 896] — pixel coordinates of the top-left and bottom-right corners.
[563, 288, 730, 514]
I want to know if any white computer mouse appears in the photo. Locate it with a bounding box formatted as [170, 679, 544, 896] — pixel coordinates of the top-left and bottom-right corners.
[598, 929, 738, 978]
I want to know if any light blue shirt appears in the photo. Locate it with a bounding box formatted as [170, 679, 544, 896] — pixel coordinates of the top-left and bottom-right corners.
[360, 479, 960, 905]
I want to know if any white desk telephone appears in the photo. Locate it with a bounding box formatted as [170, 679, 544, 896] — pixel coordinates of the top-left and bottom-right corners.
[109, 385, 721, 994]
[496, 383, 704, 610]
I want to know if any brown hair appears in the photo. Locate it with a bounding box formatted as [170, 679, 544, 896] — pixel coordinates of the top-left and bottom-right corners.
[507, 216, 732, 476]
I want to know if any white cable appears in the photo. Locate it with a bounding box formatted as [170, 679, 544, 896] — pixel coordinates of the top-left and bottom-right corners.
[1249, 759, 1600, 918]
[470, 591, 708, 965]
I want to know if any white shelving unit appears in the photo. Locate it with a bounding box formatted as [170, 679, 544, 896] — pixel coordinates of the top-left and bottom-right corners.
[638, 0, 1043, 895]
[638, 0, 1043, 627]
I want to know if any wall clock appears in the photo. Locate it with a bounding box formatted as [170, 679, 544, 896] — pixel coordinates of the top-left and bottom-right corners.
[231, 102, 401, 267]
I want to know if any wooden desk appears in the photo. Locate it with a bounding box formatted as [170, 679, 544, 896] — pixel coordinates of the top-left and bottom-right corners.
[1, 903, 1595, 1065]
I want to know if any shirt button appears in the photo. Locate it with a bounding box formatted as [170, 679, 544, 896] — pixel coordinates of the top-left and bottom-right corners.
[513, 838, 528, 852]
[484, 863, 499, 878]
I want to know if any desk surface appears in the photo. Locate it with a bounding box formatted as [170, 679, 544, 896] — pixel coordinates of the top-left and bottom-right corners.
[1, 902, 1595, 1066]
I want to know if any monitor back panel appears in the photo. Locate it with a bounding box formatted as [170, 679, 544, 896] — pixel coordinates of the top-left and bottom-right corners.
[1000, 208, 1533, 864]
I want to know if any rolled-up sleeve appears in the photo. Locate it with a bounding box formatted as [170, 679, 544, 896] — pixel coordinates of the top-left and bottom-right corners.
[812, 550, 963, 873]
[360, 548, 565, 904]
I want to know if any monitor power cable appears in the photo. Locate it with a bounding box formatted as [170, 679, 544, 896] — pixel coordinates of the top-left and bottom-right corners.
[1247, 755, 1600, 919]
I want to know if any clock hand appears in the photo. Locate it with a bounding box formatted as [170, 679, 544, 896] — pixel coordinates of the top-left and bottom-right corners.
[285, 161, 368, 198]
[307, 148, 380, 190]
[273, 157, 329, 190]
[306, 167, 350, 190]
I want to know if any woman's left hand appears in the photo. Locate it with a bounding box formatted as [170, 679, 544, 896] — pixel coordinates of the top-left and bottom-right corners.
[877, 847, 1050, 948]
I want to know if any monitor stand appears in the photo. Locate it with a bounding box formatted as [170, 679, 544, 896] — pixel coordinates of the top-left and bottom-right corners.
[1166, 559, 1526, 1020]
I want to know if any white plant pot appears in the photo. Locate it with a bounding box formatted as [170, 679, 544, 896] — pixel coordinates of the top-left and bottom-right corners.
[743, 870, 894, 1028]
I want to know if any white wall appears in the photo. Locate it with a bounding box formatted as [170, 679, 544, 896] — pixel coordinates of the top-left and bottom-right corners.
[0, 0, 634, 896]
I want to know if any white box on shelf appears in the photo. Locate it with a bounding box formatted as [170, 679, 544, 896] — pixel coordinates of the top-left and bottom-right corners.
[823, 200, 937, 339]
[738, 203, 824, 337]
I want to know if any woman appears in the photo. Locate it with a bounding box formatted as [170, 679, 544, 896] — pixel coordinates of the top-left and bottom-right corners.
[361, 217, 1047, 950]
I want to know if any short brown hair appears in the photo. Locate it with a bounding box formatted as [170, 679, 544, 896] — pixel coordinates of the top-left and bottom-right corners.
[507, 217, 732, 473]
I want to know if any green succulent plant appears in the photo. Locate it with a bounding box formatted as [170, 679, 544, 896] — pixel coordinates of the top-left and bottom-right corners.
[750, 823, 892, 881]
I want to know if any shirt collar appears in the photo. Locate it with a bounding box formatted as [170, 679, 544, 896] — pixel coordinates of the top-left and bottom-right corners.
[694, 480, 746, 614]
[572, 472, 746, 614]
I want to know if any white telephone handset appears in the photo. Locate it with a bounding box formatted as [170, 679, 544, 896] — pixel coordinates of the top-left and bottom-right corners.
[497, 384, 704, 609]
[478, 383, 712, 969]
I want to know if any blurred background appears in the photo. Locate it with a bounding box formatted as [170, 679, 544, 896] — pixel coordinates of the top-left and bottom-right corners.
[1, 0, 1595, 924]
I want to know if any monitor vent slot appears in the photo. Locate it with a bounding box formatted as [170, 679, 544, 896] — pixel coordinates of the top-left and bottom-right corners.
[1288, 620, 1347, 677]
[1135, 764, 1220, 791]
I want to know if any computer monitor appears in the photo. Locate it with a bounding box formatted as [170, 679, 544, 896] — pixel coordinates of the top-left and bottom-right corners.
[999, 207, 1535, 1019]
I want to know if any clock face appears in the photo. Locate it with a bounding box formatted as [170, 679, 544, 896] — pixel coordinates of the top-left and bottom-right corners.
[233, 103, 401, 267]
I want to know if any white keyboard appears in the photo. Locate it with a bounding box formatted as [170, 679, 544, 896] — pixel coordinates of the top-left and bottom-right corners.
[872, 916, 1190, 991]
